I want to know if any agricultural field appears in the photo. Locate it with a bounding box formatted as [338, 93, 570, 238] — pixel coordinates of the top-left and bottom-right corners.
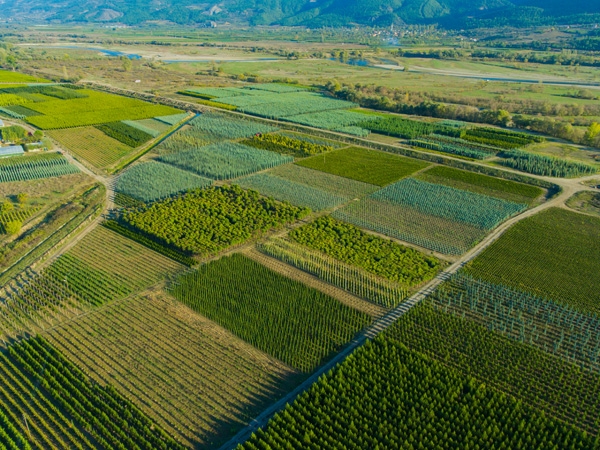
[333, 196, 486, 255]
[115, 161, 212, 203]
[24, 90, 181, 129]
[122, 185, 308, 256]
[499, 149, 598, 178]
[289, 216, 441, 286]
[237, 173, 348, 211]
[242, 133, 334, 158]
[267, 164, 379, 199]
[429, 272, 600, 372]
[389, 303, 600, 436]
[465, 208, 600, 314]
[258, 237, 408, 309]
[48, 126, 134, 169]
[0, 69, 48, 83]
[184, 112, 277, 139]
[0, 153, 79, 183]
[416, 165, 544, 204]
[45, 226, 184, 305]
[241, 330, 596, 449]
[124, 118, 171, 137]
[169, 253, 371, 372]
[183, 89, 357, 120]
[159, 142, 292, 180]
[333, 178, 525, 255]
[95, 121, 154, 147]
[8, 336, 184, 450]
[0, 52, 597, 450]
[47, 290, 299, 448]
[297, 147, 429, 186]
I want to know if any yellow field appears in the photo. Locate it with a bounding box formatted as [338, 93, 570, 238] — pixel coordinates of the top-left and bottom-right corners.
[49, 126, 134, 169]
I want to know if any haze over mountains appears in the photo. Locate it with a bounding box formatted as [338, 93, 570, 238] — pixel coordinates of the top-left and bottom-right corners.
[0, 0, 597, 27]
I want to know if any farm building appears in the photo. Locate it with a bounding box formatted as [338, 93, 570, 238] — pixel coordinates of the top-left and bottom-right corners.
[0, 145, 24, 158]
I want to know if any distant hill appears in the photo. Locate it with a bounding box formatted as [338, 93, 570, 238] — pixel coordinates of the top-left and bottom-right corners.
[0, 0, 598, 27]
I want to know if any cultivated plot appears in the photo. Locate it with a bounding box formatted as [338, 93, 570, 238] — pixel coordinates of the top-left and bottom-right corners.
[49, 126, 134, 169]
[297, 147, 429, 186]
[169, 253, 371, 372]
[465, 207, 600, 314]
[47, 290, 299, 449]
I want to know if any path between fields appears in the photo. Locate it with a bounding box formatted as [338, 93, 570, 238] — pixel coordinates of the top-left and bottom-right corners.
[244, 248, 386, 318]
[217, 184, 573, 450]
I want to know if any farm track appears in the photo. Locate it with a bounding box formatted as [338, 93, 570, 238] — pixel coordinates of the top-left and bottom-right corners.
[218, 183, 574, 450]
[244, 248, 386, 318]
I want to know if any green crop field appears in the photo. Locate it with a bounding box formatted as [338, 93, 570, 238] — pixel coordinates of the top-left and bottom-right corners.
[290, 216, 441, 286]
[465, 208, 600, 315]
[416, 166, 544, 204]
[122, 185, 308, 256]
[115, 161, 212, 203]
[241, 318, 596, 449]
[332, 178, 525, 255]
[46, 291, 299, 448]
[49, 126, 134, 169]
[0, 153, 79, 183]
[8, 336, 185, 450]
[268, 164, 379, 198]
[297, 147, 429, 186]
[95, 121, 154, 147]
[258, 237, 408, 309]
[159, 142, 292, 180]
[169, 253, 371, 372]
[372, 178, 526, 230]
[0, 70, 48, 83]
[389, 303, 600, 436]
[237, 173, 348, 211]
[188, 112, 277, 139]
[429, 272, 600, 372]
[25, 90, 180, 129]
[241, 133, 334, 158]
[45, 226, 184, 305]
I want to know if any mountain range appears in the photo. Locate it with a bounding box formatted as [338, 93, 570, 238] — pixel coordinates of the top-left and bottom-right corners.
[0, 0, 597, 27]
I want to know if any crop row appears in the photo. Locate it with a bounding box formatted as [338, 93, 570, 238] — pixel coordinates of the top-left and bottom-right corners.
[332, 197, 486, 255]
[359, 116, 460, 139]
[237, 173, 348, 211]
[430, 272, 600, 372]
[159, 142, 292, 180]
[390, 302, 600, 436]
[95, 121, 154, 147]
[289, 216, 441, 286]
[258, 237, 408, 309]
[10, 336, 186, 450]
[122, 185, 309, 255]
[499, 149, 598, 177]
[187, 112, 277, 139]
[283, 109, 376, 131]
[115, 161, 212, 203]
[169, 253, 371, 372]
[0, 154, 79, 183]
[408, 138, 494, 159]
[372, 178, 526, 230]
[240, 330, 596, 449]
[46, 292, 296, 448]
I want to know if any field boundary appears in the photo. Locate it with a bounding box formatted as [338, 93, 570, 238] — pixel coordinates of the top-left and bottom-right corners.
[217, 184, 571, 450]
